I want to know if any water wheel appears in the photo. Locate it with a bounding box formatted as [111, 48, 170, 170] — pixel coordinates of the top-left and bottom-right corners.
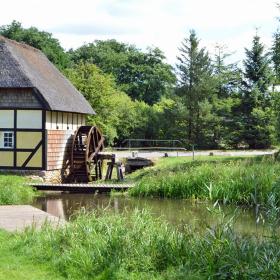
[71, 126, 105, 183]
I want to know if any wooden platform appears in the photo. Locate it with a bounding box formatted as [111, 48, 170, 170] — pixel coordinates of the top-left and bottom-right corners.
[30, 183, 133, 192]
[0, 205, 64, 232]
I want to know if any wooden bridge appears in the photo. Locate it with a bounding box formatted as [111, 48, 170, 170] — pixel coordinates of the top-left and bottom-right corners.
[29, 183, 133, 193]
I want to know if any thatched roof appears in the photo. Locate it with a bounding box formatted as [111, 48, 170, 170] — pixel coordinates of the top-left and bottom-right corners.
[0, 36, 95, 114]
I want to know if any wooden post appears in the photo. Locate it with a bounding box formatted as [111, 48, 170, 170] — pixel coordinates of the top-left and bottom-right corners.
[192, 145, 195, 161]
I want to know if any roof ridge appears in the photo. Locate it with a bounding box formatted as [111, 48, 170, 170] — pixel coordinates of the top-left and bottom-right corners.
[3, 40, 52, 110]
[0, 39, 34, 89]
[2, 39, 34, 86]
[0, 35, 42, 53]
[0, 36, 95, 114]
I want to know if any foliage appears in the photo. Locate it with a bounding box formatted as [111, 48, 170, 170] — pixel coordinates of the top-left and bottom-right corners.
[1, 20, 280, 149]
[176, 30, 217, 147]
[0, 174, 36, 205]
[272, 29, 280, 84]
[211, 46, 244, 148]
[272, 91, 280, 142]
[213, 45, 241, 98]
[241, 34, 274, 148]
[65, 62, 174, 144]
[0, 21, 70, 70]
[65, 63, 139, 144]
[69, 40, 176, 105]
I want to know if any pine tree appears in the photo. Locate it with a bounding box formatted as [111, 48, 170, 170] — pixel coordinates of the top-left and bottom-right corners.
[212, 45, 243, 148]
[213, 45, 241, 98]
[241, 34, 273, 148]
[176, 30, 215, 147]
[272, 30, 280, 86]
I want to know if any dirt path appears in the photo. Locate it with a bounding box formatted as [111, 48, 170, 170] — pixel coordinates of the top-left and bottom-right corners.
[112, 149, 277, 159]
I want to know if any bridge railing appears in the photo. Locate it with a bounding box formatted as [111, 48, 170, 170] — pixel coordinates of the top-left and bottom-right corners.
[115, 139, 187, 151]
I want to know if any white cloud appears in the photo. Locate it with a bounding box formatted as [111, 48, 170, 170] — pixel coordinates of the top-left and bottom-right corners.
[0, 0, 279, 65]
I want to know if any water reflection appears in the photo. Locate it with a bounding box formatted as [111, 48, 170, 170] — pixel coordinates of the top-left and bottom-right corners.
[33, 193, 266, 235]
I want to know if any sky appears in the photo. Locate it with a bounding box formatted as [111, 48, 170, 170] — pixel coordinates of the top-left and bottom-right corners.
[1, 0, 279, 65]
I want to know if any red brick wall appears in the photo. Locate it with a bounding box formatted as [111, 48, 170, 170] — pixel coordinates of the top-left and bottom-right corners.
[46, 130, 74, 170]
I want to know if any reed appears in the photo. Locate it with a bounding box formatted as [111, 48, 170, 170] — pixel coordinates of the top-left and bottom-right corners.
[2, 209, 280, 279]
[129, 156, 280, 206]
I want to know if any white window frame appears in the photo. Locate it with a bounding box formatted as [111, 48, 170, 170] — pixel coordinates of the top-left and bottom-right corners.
[3, 131, 14, 149]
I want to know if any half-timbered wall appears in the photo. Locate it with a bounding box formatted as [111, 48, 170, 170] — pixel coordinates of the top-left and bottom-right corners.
[0, 109, 45, 169]
[0, 107, 87, 171]
[45, 111, 86, 171]
[46, 111, 86, 131]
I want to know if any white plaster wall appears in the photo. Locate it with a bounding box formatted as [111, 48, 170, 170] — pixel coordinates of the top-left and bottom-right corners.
[17, 110, 42, 129]
[0, 110, 14, 128]
[45, 111, 86, 131]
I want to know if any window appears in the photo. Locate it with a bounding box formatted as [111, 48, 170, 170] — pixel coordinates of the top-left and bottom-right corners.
[3, 132, 13, 148]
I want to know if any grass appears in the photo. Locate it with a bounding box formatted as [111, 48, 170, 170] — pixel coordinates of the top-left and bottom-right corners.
[1, 209, 280, 279]
[0, 174, 37, 205]
[1, 155, 280, 278]
[128, 155, 280, 206]
[0, 230, 64, 280]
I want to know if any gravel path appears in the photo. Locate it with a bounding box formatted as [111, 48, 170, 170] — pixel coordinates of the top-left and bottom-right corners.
[112, 149, 277, 160]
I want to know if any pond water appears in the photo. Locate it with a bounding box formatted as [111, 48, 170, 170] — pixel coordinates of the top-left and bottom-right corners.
[32, 192, 267, 235]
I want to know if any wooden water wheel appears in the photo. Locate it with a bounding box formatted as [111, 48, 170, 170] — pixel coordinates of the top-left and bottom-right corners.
[71, 126, 105, 183]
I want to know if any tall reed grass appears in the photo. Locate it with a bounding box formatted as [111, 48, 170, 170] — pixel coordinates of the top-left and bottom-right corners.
[129, 156, 280, 206]
[5, 209, 280, 279]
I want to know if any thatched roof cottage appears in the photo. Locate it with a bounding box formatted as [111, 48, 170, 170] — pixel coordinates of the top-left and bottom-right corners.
[0, 36, 94, 179]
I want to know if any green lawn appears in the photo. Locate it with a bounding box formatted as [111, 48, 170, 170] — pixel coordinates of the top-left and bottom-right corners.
[0, 230, 63, 280]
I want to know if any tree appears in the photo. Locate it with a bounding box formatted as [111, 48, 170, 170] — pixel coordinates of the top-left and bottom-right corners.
[213, 45, 241, 98]
[0, 21, 70, 70]
[212, 45, 243, 148]
[69, 40, 176, 105]
[272, 91, 280, 142]
[272, 30, 280, 86]
[241, 34, 273, 148]
[176, 30, 216, 147]
[65, 63, 162, 145]
[66, 63, 137, 144]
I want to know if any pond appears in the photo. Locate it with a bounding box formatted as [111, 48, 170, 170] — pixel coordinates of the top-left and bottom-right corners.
[32, 192, 267, 235]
